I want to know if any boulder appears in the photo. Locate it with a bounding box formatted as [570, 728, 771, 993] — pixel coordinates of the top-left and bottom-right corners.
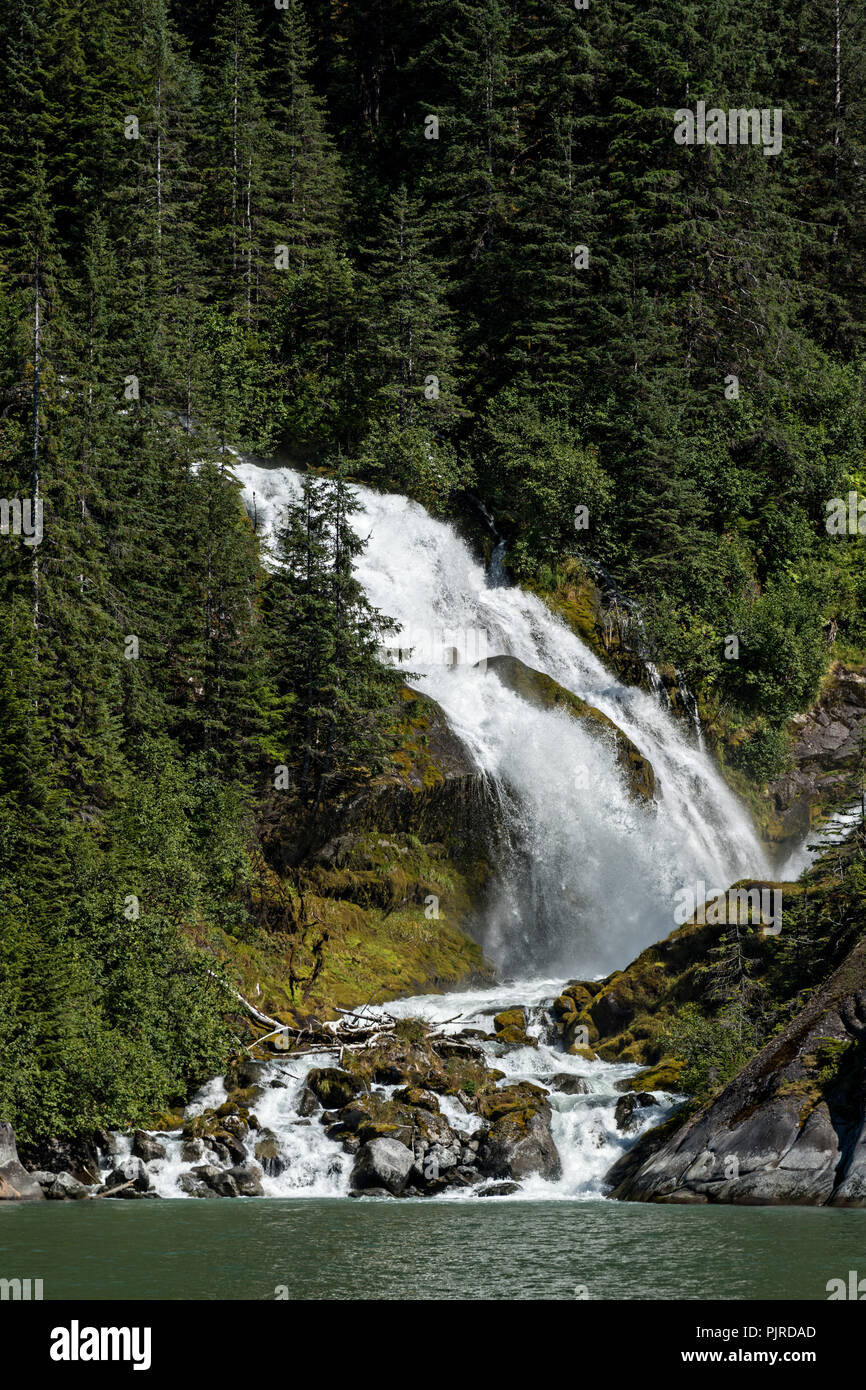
[477, 1181, 522, 1197]
[30, 1170, 59, 1192]
[131, 1130, 167, 1163]
[548, 1073, 591, 1096]
[392, 1086, 441, 1113]
[297, 1086, 319, 1117]
[191, 1163, 239, 1197]
[225, 1058, 271, 1091]
[103, 1158, 150, 1194]
[228, 1163, 264, 1197]
[254, 1131, 286, 1177]
[0, 1123, 45, 1201]
[493, 1007, 526, 1033]
[336, 1094, 415, 1146]
[350, 1138, 415, 1195]
[94, 1128, 119, 1158]
[219, 1114, 249, 1141]
[210, 1130, 247, 1164]
[477, 1106, 561, 1182]
[45, 1171, 90, 1200]
[476, 1082, 550, 1123]
[178, 1173, 218, 1199]
[614, 1092, 657, 1133]
[306, 1067, 363, 1110]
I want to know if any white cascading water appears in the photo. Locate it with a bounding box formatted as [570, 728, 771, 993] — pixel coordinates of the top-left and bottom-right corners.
[234, 458, 771, 977]
[118, 981, 669, 1201]
[118, 458, 782, 1202]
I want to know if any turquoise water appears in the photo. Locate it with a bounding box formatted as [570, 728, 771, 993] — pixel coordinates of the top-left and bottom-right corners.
[2, 1199, 864, 1300]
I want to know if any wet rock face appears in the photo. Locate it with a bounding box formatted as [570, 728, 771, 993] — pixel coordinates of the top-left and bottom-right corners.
[43, 1172, 90, 1200]
[767, 664, 866, 852]
[131, 1130, 167, 1163]
[483, 654, 656, 802]
[491, 1007, 537, 1048]
[474, 1084, 560, 1182]
[477, 1107, 561, 1182]
[614, 1092, 657, 1134]
[549, 1073, 591, 1096]
[306, 1067, 363, 1110]
[609, 937, 866, 1207]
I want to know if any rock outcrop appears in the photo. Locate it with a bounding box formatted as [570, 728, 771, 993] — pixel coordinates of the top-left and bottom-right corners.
[484, 654, 656, 802]
[608, 934, 866, 1206]
[766, 664, 866, 855]
[0, 1123, 45, 1201]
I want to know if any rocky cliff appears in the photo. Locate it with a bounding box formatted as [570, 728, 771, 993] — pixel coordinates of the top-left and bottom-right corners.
[608, 933, 866, 1206]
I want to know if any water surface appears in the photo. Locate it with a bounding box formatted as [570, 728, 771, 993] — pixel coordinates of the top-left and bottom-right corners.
[2, 1199, 862, 1300]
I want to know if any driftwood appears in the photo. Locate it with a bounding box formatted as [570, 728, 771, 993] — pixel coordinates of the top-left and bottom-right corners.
[87, 1178, 137, 1199]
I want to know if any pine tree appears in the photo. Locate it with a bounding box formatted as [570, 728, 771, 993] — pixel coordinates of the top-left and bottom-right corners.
[265, 472, 401, 811]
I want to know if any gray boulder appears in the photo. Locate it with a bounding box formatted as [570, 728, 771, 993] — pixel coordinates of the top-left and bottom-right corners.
[477, 1106, 561, 1182]
[191, 1163, 238, 1197]
[351, 1138, 415, 1195]
[614, 1091, 657, 1134]
[46, 1171, 90, 1200]
[0, 1122, 45, 1201]
[254, 1130, 286, 1177]
[549, 1073, 591, 1096]
[229, 1163, 264, 1197]
[131, 1130, 167, 1163]
[178, 1172, 218, 1198]
[103, 1158, 150, 1194]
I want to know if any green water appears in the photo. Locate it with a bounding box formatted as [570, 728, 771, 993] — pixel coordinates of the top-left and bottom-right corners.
[2, 1199, 864, 1300]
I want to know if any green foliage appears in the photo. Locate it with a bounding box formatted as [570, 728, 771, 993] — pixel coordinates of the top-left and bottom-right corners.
[2, 0, 866, 1143]
[264, 471, 405, 810]
[665, 1003, 759, 1101]
[475, 391, 614, 581]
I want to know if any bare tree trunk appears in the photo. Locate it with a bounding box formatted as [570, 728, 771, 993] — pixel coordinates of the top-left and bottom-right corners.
[832, 0, 842, 249]
[31, 252, 41, 643]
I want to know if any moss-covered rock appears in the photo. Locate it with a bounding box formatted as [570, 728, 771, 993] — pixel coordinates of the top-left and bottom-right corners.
[306, 1067, 363, 1110]
[477, 1104, 561, 1181]
[608, 934, 866, 1207]
[476, 1082, 550, 1123]
[493, 1007, 526, 1032]
[484, 655, 656, 802]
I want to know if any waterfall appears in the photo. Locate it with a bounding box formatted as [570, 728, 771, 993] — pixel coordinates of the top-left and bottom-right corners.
[233, 458, 771, 978]
[115, 980, 674, 1202]
[113, 459, 779, 1203]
